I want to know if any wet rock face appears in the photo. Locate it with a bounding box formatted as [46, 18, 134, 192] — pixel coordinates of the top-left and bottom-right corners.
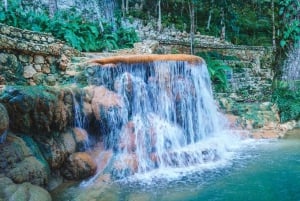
[35, 128, 90, 170]
[0, 176, 52, 201]
[0, 103, 9, 142]
[90, 86, 124, 121]
[0, 86, 74, 135]
[72, 127, 90, 151]
[35, 132, 74, 170]
[61, 152, 97, 180]
[0, 134, 50, 186]
[85, 86, 125, 148]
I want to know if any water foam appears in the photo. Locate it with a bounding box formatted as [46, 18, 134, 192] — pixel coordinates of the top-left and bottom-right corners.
[84, 57, 243, 182]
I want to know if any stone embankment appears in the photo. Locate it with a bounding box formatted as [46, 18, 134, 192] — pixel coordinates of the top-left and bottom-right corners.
[0, 23, 82, 86]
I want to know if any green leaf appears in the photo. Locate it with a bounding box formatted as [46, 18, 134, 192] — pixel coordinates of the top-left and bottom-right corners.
[0, 12, 5, 21]
[280, 40, 286, 47]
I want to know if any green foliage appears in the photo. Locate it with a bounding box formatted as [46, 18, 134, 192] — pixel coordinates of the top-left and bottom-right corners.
[272, 87, 300, 122]
[126, 0, 276, 46]
[46, 11, 102, 51]
[279, 0, 300, 48]
[116, 27, 139, 48]
[196, 52, 232, 92]
[0, 2, 139, 52]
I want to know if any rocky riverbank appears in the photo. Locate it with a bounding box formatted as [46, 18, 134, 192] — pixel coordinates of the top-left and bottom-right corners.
[0, 25, 297, 200]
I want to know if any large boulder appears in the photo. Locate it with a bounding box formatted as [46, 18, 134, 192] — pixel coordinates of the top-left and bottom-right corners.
[0, 175, 52, 201]
[86, 86, 126, 148]
[0, 86, 74, 135]
[0, 134, 50, 186]
[61, 152, 97, 180]
[0, 103, 9, 143]
[35, 128, 89, 170]
[72, 127, 90, 151]
[35, 131, 75, 170]
[89, 86, 124, 121]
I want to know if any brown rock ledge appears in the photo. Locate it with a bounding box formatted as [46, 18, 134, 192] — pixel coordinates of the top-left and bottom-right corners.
[88, 54, 203, 65]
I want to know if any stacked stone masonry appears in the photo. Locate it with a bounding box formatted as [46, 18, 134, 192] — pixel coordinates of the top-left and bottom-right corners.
[157, 41, 274, 102]
[123, 18, 275, 101]
[0, 23, 81, 86]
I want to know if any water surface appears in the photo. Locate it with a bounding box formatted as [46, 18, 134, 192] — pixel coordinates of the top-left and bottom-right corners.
[53, 129, 300, 201]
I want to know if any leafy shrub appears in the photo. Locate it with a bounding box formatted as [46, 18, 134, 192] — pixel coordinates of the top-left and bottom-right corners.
[279, 0, 300, 48]
[116, 27, 139, 48]
[196, 52, 232, 92]
[272, 87, 300, 122]
[0, 2, 139, 52]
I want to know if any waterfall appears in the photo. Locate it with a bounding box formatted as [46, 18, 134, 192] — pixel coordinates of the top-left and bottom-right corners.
[84, 55, 237, 181]
[0, 130, 7, 143]
[282, 42, 300, 90]
[72, 89, 91, 151]
[3, 0, 7, 11]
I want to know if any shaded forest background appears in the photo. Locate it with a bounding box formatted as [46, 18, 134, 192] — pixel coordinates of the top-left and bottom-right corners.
[1, 0, 299, 52]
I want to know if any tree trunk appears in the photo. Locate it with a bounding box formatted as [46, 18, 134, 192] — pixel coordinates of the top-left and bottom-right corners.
[188, 0, 195, 54]
[139, 0, 144, 9]
[220, 7, 226, 41]
[206, 0, 214, 30]
[3, 0, 7, 11]
[157, 0, 162, 32]
[271, 0, 276, 49]
[48, 0, 57, 18]
[126, 0, 129, 14]
[122, 0, 125, 17]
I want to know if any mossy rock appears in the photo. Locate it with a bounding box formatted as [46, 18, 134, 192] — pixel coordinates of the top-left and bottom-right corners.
[0, 134, 50, 186]
[0, 85, 74, 135]
[0, 176, 51, 201]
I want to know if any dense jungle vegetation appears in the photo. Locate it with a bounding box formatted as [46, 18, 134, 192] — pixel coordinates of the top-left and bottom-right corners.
[0, 0, 299, 122]
[1, 0, 299, 51]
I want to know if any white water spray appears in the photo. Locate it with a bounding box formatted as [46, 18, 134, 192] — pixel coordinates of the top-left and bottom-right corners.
[84, 58, 240, 181]
[3, 0, 7, 11]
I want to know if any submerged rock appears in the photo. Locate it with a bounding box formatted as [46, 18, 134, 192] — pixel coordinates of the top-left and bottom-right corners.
[0, 175, 52, 201]
[61, 152, 97, 180]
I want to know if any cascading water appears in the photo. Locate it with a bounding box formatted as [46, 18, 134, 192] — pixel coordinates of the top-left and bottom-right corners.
[282, 41, 300, 90]
[3, 0, 7, 11]
[83, 55, 239, 182]
[72, 90, 91, 151]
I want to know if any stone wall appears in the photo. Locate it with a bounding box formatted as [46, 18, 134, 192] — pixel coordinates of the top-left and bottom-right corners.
[157, 41, 274, 102]
[0, 23, 81, 86]
[123, 18, 275, 102]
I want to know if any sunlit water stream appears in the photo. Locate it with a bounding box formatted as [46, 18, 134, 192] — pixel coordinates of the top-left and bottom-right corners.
[53, 129, 300, 201]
